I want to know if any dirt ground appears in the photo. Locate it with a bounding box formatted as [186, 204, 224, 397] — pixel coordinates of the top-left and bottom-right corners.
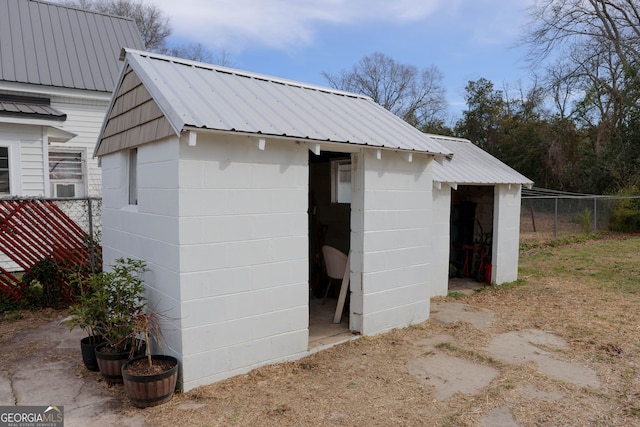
[2, 235, 640, 426]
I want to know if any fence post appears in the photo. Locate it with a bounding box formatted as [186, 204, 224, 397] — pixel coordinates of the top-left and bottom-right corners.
[87, 198, 95, 272]
[554, 198, 558, 238]
[593, 198, 597, 233]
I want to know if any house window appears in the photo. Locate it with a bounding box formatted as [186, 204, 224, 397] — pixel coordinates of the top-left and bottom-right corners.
[0, 147, 9, 194]
[49, 150, 84, 198]
[331, 159, 351, 204]
[129, 148, 138, 205]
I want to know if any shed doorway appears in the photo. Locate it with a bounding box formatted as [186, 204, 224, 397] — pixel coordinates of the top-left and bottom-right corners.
[308, 151, 352, 349]
[449, 185, 494, 291]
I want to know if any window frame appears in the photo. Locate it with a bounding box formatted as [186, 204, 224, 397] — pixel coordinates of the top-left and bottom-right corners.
[330, 159, 352, 204]
[128, 148, 138, 205]
[0, 146, 10, 195]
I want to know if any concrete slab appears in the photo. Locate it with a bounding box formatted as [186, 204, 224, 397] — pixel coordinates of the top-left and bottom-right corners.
[520, 384, 564, 402]
[487, 329, 601, 389]
[431, 302, 494, 329]
[480, 407, 523, 427]
[407, 353, 499, 401]
[1, 316, 149, 427]
[0, 370, 14, 405]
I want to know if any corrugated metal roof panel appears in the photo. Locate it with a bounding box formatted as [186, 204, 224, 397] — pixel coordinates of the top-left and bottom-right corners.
[0, 0, 144, 92]
[121, 50, 452, 155]
[0, 100, 66, 120]
[430, 134, 533, 185]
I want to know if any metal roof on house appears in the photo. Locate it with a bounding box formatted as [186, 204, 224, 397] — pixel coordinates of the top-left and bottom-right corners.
[113, 49, 452, 156]
[0, 0, 144, 92]
[430, 134, 533, 186]
[0, 99, 66, 120]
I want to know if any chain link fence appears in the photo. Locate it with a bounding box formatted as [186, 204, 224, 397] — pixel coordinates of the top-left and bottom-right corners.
[53, 197, 102, 244]
[519, 187, 633, 243]
[0, 197, 102, 273]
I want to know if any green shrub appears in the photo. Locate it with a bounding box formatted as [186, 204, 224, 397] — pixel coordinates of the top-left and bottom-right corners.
[576, 208, 594, 234]
[609, 186, 640, 232]
[21, 259, 63, 308]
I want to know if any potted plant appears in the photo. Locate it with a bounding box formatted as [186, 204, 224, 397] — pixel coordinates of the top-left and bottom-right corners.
[92, 258, 148, 384]
[121, 310, 179, 407]
[66, 272, 108, 371]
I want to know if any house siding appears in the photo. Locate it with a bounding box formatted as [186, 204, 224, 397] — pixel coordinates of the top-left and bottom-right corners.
[0, 123, 44, 196]
[50, 96, 110, 197]
[350, 149, 433, 335]
[97, 67, 174, 157]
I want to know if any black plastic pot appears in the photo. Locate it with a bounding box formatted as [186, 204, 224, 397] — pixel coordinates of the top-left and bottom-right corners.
[80, 335, 105, 371]
[122, 355, 179, 408]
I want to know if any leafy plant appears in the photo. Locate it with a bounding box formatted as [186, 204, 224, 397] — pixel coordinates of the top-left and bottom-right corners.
[69, 258, 148, 352]
[21, 258, 63, 308]
[576, 208, 594, 234]
[130, 310, 165, 368]
[609, 186, 640, 232]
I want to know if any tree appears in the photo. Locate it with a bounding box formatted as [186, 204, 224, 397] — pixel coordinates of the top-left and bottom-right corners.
[63, 0, 171, 51]
[454, 78, 504, 151]
[322, 52, 448, 130]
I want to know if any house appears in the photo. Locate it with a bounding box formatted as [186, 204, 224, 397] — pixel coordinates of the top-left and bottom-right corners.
[95, 49, 530, 391]
[429, 135, 533, 297]
[0, 0, 144, 199]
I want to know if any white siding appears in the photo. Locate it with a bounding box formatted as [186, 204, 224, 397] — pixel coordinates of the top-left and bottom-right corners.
[492, 184, 522, 284]
[0, 123, 46, 196]
[350, 149, 433, 335]
[431, 185, 452, 297]
[50, 96, 110, 197]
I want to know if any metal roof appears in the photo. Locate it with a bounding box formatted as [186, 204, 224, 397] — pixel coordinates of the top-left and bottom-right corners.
[430, 134, 533, 186]
[0, 99, 66, 120]
[117, 49, 452, 155]
[0, 0, 144, 92]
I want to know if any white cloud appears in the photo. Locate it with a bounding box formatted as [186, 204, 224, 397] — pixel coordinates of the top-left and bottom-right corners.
[153, 0, 449, 50]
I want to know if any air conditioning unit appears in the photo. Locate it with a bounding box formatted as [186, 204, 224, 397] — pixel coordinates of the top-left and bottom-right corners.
[51, 182, 84, 198]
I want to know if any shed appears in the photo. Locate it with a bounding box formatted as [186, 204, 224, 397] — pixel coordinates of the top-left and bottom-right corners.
[95, 49, 453, 391]
[429, 135, 533, 296]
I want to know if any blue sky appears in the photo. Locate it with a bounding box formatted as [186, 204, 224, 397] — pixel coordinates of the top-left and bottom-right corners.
[153, 0, 537, 121]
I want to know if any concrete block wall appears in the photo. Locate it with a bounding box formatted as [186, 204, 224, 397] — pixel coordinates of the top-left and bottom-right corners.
[350, 149, 433, 335]
[431, 185, 452, 297]
[100, 137, 184, 361]
[492, 184, 522, 284]
[176, 134, 309, 391]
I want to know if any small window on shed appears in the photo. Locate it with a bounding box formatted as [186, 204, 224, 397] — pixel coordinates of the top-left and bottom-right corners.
[129, 148, 138, 205]
[331, 159, 351, 204]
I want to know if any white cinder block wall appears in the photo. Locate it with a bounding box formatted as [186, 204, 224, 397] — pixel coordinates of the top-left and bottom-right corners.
[176, 134, 309, 391]
[350, 149, 433, 336]
[431, 185, 452, 297]
[100, 137, 183, 364]
[102, 134, 310, 391]
[492, 184, 522, 284]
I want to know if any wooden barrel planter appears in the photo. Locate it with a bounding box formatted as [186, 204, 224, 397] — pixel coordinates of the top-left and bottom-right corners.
[95, 342, 146, 385]
[80, 335, 105, 371]
[122, 355, 179, 408]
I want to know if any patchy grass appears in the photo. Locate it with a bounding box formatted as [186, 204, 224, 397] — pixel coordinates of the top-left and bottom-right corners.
[138, 233, 640, 427]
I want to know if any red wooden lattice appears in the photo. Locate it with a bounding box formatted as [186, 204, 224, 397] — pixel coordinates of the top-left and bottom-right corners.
[0, 199, 94, 300]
